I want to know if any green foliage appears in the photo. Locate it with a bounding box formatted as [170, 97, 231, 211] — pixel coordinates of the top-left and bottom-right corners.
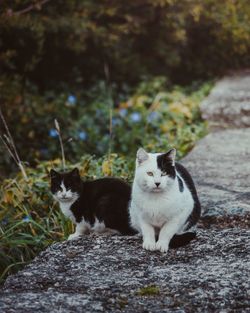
[0, 1, 249, 87]
[0, 154, 131, 283]
[0, 77, 212, 175]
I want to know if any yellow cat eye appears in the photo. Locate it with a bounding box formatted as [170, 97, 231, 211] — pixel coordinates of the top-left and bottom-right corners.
[147, 172, 154, 176]
[161, 173, 167, 176]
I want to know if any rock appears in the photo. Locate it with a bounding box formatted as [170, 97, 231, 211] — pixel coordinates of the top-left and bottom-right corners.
[0, 230, 249, 313]
[182, 128, 250, 220]
[201, 71, 250, 129]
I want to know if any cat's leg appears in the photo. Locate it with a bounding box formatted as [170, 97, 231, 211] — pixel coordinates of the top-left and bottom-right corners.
[156, 217, 184, 253]
[68, 220, 89, 240]
[129, 203, 141, 233]
[140, 219, 156, 251]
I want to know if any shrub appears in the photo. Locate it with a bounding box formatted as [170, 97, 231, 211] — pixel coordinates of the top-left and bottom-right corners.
[0, 77, 212, 176]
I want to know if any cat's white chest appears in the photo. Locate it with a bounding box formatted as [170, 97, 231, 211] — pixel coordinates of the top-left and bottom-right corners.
[138, 194, 181, 226]
[59, 202, 76, 223]
[130, 179, 193, 230]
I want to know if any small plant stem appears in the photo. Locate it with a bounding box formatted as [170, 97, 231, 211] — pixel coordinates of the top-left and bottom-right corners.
[104, 63, 113, 160]
[54, 119, 66, 170]
[108, 105, 113, 158]
[0, 109, 21, 164]
[0, 109, 28, 181]
[59, 134, 66, 170]
[0, 136, 19, 167]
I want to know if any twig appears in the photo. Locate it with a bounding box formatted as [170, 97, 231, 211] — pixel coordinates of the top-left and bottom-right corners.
[0, 109, 20, 163]
[6, 0, 51, 16]
[54, 119, 66, 170]
[0, 136, 19, 166]
[104, 63, 114, 160]
[0, 109, 28, 181]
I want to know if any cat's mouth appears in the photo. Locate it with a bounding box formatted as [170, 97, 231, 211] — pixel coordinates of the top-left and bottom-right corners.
[151, 187, 163, 193]
[56, 196, 74, 202]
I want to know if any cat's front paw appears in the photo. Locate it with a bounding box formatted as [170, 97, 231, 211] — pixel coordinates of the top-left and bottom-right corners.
[143, 239, 156, 251]
[68, 233, 81, 241]
[156, 241, 169, 253]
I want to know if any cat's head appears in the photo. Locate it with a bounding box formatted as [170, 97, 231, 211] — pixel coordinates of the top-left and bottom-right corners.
[50, 168, 81, 203]
[134, 148, 176, 193]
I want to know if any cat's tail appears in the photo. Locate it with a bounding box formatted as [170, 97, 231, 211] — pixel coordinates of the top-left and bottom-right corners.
[169, 231, 197, 249]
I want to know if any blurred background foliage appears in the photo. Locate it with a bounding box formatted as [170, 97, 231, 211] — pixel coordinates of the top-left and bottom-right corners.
[1, 0, 249, 87]
[1, 0, 249, 174]
[0, 75, 211, 176]
[0, 0, 249, 282]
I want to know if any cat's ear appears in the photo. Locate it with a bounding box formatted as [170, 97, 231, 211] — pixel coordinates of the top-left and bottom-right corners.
[137, 148, 149, 165]
[50, 169, 59, 179]
[164, 148, 176, 165]
[70, 167, 80, 177]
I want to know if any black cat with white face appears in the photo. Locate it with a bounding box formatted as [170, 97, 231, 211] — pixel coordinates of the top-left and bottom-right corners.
[50, 168, 136, 240]
[51, 168, 81, 203]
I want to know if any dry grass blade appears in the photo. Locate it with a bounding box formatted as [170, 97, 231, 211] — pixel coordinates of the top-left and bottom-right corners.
[0, 109, 28, 181]
[54, 119, 65, 170]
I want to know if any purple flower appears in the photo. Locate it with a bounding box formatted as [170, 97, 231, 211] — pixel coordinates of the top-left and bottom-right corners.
[22, 216, 31, 222]
[119, 108, 128, 117]
[78, 131, 87, 141]
[49, 129, 58, 138]
[130, 112, 141, 123]
[67, 94, 77, 105]
[147, 111, 160, 123]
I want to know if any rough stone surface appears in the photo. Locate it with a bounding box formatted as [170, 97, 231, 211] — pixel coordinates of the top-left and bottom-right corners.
[182, 128, 250, 219]
[1, 75, 250, 312]
[201, 71, 250, 129]
[0, 229, 249, 313]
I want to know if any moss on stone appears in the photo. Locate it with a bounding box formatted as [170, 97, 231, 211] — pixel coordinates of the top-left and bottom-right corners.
[137, 285, 160, 296]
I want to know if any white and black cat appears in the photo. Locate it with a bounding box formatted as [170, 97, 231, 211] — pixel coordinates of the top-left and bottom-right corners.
[129, 148, 201, 252]
[50, 168, 136, 240]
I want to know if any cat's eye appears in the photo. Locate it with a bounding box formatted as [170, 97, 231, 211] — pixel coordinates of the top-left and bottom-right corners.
[161, 173, 167, 176]
[147, 172, 154, 176]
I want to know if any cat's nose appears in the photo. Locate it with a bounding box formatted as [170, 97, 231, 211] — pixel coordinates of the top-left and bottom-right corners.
[155, 182, 160, 187]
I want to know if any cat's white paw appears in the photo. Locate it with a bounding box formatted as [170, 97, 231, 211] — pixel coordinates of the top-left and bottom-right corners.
[143, 239, 156, 251]
[68, 233, 80, 241]
[156, 241, 169, 253]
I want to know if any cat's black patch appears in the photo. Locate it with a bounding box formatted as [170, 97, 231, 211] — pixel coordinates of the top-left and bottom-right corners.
[157, 154, 176, 179]
[169, 232, 196, 248]
[175, 163, 201, 230]
[177, 176, 184, 192]
[156, 158, 201, 231]
[51, 169, 137, 235]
